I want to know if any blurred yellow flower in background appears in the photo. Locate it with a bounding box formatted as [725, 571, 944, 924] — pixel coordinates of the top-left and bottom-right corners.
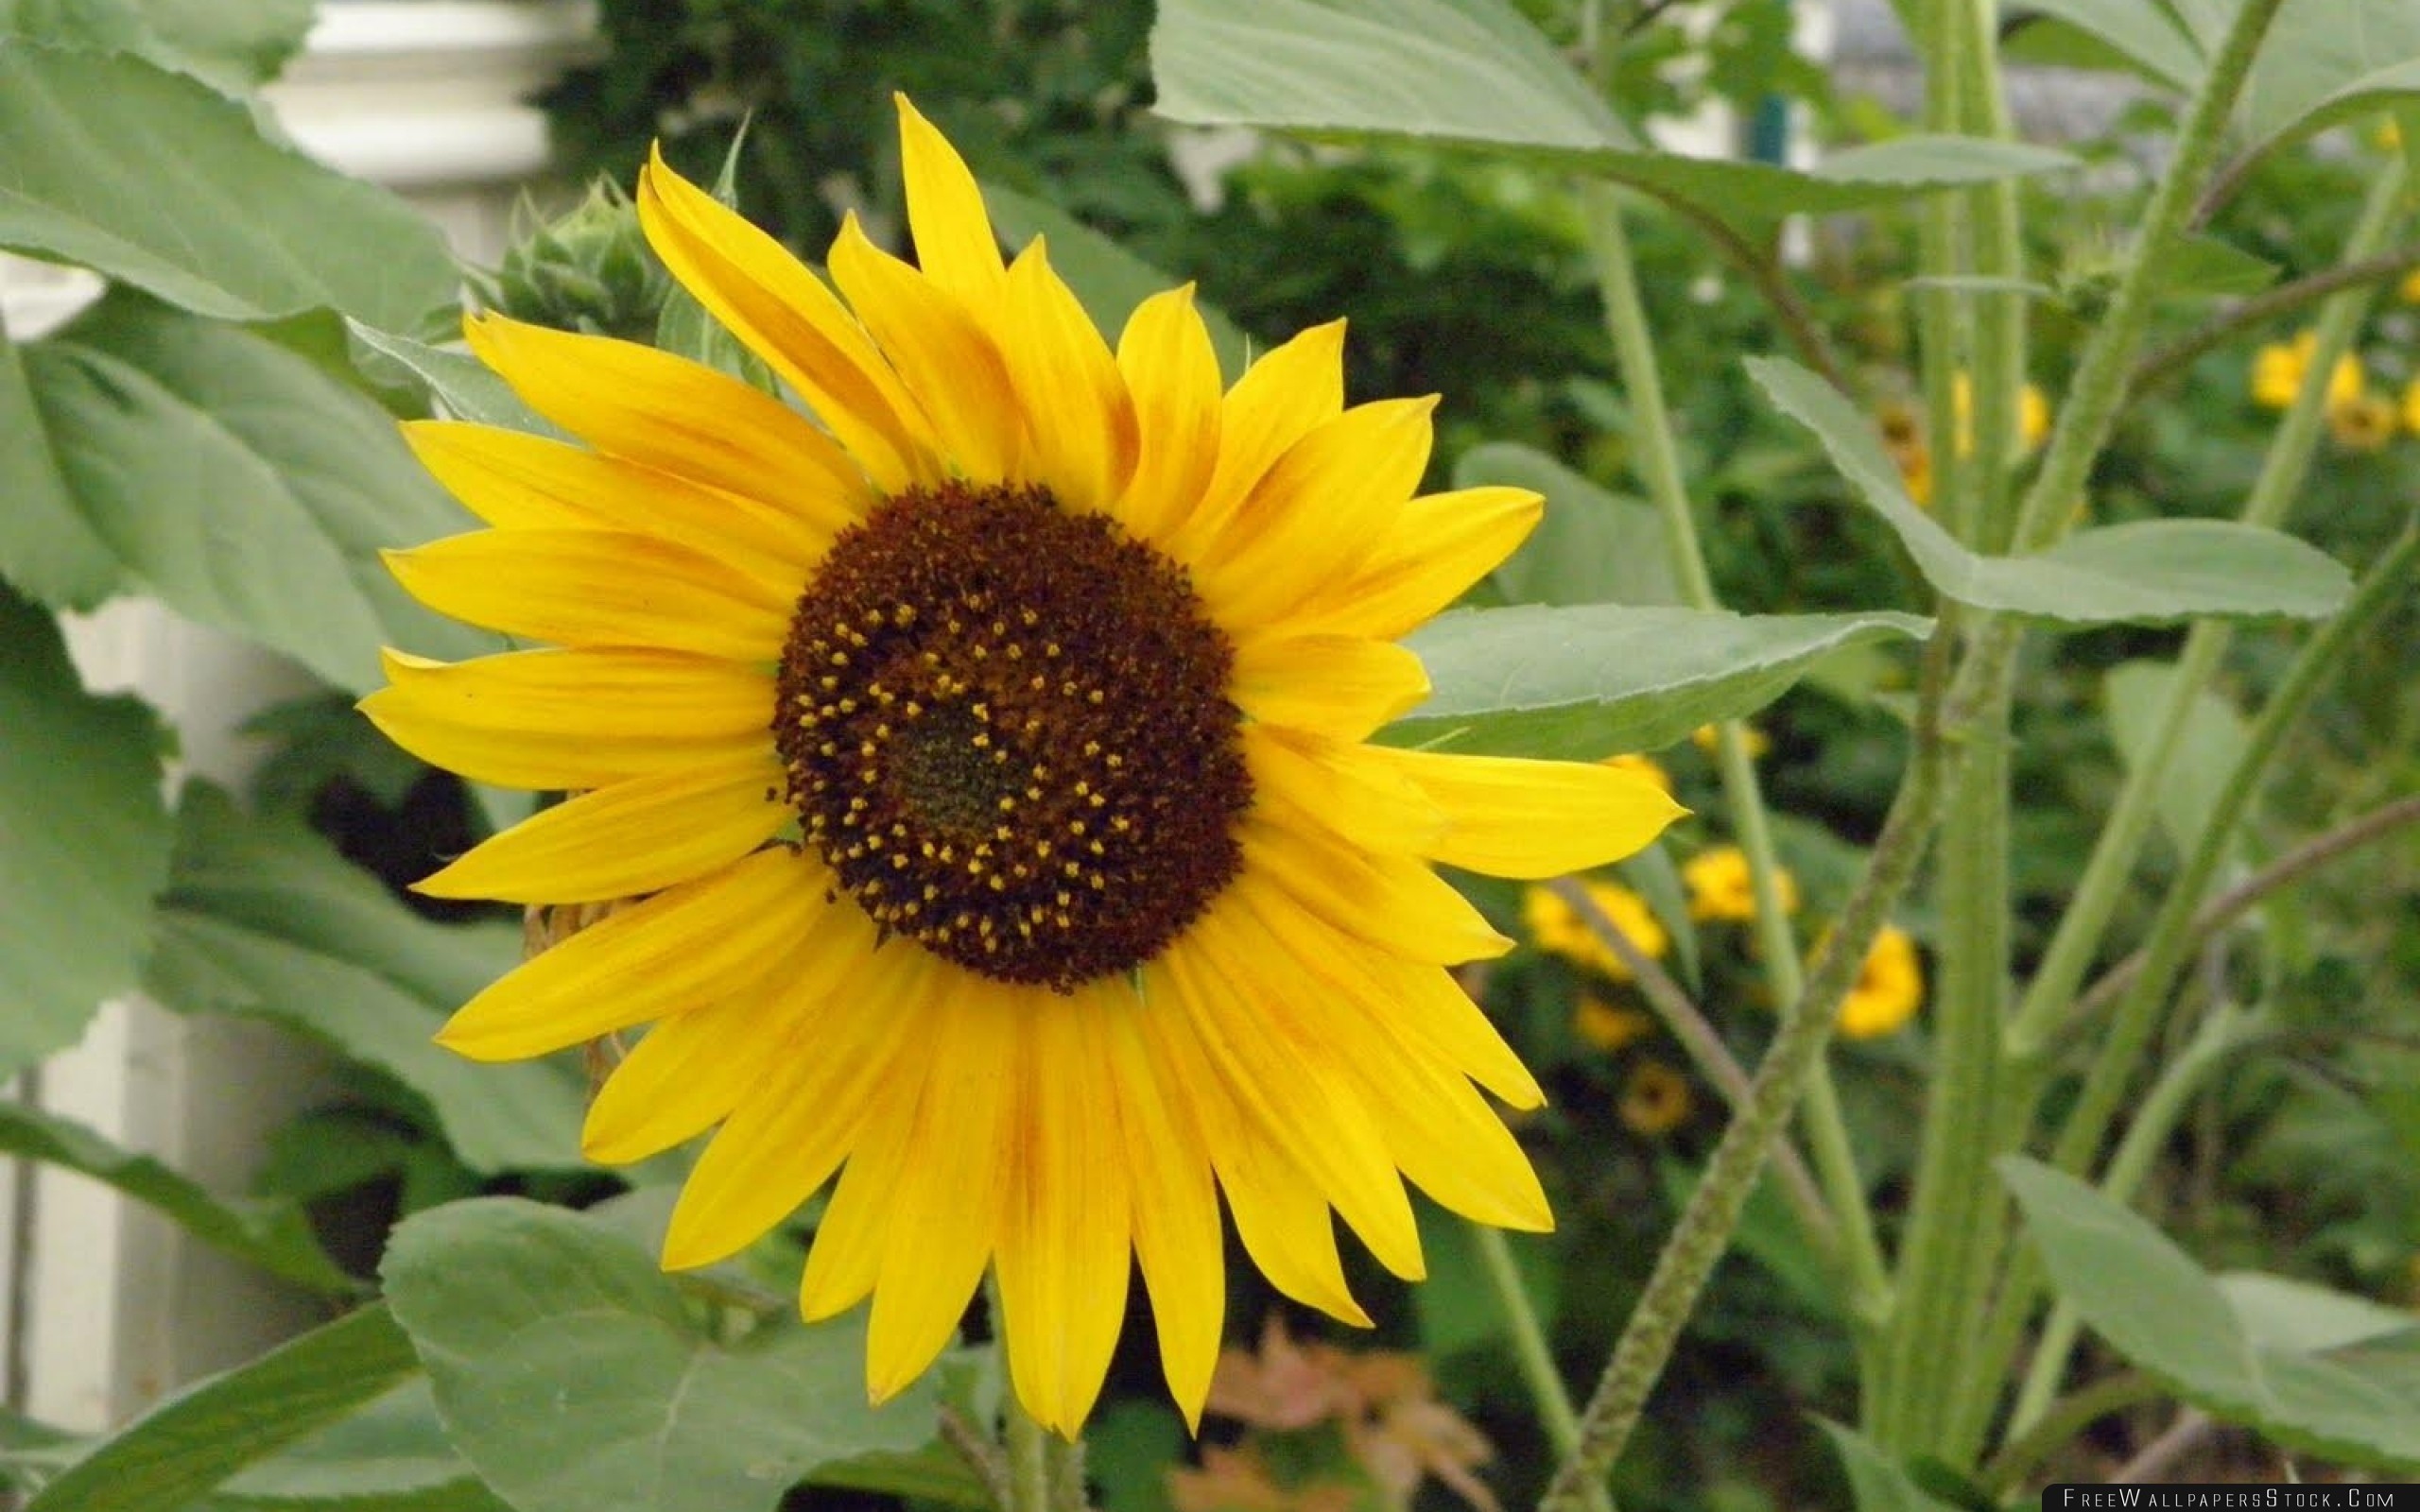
[1601, 752, 1672, 792]
[1683, 845, 1796, 922]
[2400, 265, 2420, 303]
[2329, 390, 2399, 451]
[1574, 996, 1655, 1053]
[1617, 1060, 1693, 1136]
[1838, 925, 1924, 1039]
[1524, 881, 1668, 981]
[2403, 377, 2420, 436]
[1690, 723, 1770, 759]
[2253, 332, 2363, 411]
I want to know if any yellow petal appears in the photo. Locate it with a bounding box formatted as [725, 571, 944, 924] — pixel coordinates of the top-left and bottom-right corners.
[363, 647, 772, 791]
[1339, 947, 1544, 1110]
[414, 753, 788, 902]
[1239, 810, 1510, 965]
[995, 984, 1133, 1435]
[384, 528, 791, 662]
[1369, 747, 1687, 879]
[637, 147, 938, 492]
[580, 889, 884, 1163]
[1105, 999, 1224, 1428]
[1243, 726, 1445, 855]
[1195, 397, 1436, 628]
[1178, 319, 1345, 552]
[1114, 284, 1222, 544]
[798, 1070, 918, 1320]
[868, 972, 1017, 1404]
[403, 420, 851, 583]
[458, 313, 873, 511]
[1293, 486, 1542, 639]
[892, 94, 1007, 309]
[825, 214, 1024, 482]
[658, 936, 927, 1270]
[1231, 633, 1429, 741]
[436, 845, 820, 1060]
[998, 239, 1138, 512]
[1165, 892, 1425, 1280]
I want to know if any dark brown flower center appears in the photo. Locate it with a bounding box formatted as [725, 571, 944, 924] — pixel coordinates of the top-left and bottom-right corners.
[773, 481, 1250, 990]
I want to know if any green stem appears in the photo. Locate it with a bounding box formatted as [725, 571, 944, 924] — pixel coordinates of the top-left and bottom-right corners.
[1579, 179, 1893, 1325]
[1473, 1225, 1616, 1512]
[1005, 1395, 1049, 1512]
[1914, 0, 1972, 541]
[2123, 243, 2420, 408]
[1979, 1372, 2164, 1495]
[2008, 1005, 2259, 1434]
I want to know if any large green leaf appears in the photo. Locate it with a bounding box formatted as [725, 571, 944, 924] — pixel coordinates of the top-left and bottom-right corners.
[212, 1379, 509, 1511]
[981, 180, 1253, 378]
[0, 329, 117, 610]
[2103, 660, 2252, 861]
[0, 582, 170, 1075]
[2002, 1156, 2420, 1469]
[1456, 442, 1679, 609]
[2007, 0, 2203, 89]
[23, 1305, 422, 1512]
[383, 1199, 950, 1512]
[2240, 0, 2420, 157]
[1384, 605, 1932, 760]
[0, 1101, 353, 1295]
[1747, 356, 2352, 626]
[143, 786, 589, 1174]
[22, 297, 489, 690]
[1150, 0, 2073, 232]
[0, 0, 315, 93]
[0, 44, 455, 327]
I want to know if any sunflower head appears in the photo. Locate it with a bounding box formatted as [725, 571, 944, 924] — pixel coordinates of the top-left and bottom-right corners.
[366, 95, 1681, 1435]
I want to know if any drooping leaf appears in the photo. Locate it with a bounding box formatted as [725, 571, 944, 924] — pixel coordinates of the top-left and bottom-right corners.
[1150, 0, 2074, 232]
[383, 1199, 952, 1512]
[1385, 605, 1933, 761]
[0, 0, 315, 93]
[0, 581, 171, 1076]
[2003, 1156, 2420, 1469]
[2103, 660, 2252, 861]
[0, 1101, 354, 1295]
[0, 45, 455, 327]
[2005, 0, 2203, 89]
[2239, 0, 2420, 159]
[1457, 441, 1679, 609]
[981, 180, 1253, 377]
[142, 785, 589, 1175]
[23, 1306, 422, 1512]
[22, 297, 490, 692]
[1746, 355, 2351, 626]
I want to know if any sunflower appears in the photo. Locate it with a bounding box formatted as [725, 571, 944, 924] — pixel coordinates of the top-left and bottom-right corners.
[363, 97, 1682, 1435]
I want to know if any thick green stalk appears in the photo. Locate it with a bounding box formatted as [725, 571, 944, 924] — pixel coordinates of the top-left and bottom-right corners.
[2007, 1005, 2259, 1434]
[1914, 0, 1971, 540]
[1472, 1225, 1616, 1512]
[1580, 180, 1893, 1323]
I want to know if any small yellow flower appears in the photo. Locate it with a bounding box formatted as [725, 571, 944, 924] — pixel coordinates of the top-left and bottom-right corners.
[2403, 377, 2420, 436]
[1838, 925, 1924, 1039]
[2253, 332, 2363, 411]
[1574, 996, 1654, 1053]
[2329, 390, 2398, 451]
[2018, 384, 2051, 452]
[1523, 881, 1668, 981]
[1682, 845, 1797, 923]
[1601, 752, 1671, 793]
[1690, 723, 1771, 759]
[2400, 265, 2420, 304]
[1617, 1059, 1693, 1136]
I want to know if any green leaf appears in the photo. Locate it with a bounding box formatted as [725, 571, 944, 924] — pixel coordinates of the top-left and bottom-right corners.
[1816, 1419, 1965, 1512]
[0, 581, 171, 1076]
[1384, 605, 1932, 761]
[0, 1101, 354, 1295]
[1149, 0, 2074, 232]
[2103, 661, 2251, 861]
[1088, 1401, 1184, 1512]
[383, 1199, 951, 1512]
[0, 44, 456, 328]
[981, 180, 1253, 378]
[1746, 355, 2352, 626]
[1411, 1200, 1561, 1359]
[0, 0, 315, 93]
[143, 785, 589, 1174]
[2005, 0, 2202, 89]
[0, 327, 117, 608]
[345, 320, 567, 439]
[23, 1305, 422, 1512]
[2162, 233, 2279, 299]
[809, 1355, 999, 1508]
[2217, 1272, 2420, 1354]
[1456, 442, 1679, 608]
[25, 297, 492, 692]
[2002, 1156, 2420, 1469]
[2240, 0, 2420, 158]
[213, 1378, 507, 1510]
